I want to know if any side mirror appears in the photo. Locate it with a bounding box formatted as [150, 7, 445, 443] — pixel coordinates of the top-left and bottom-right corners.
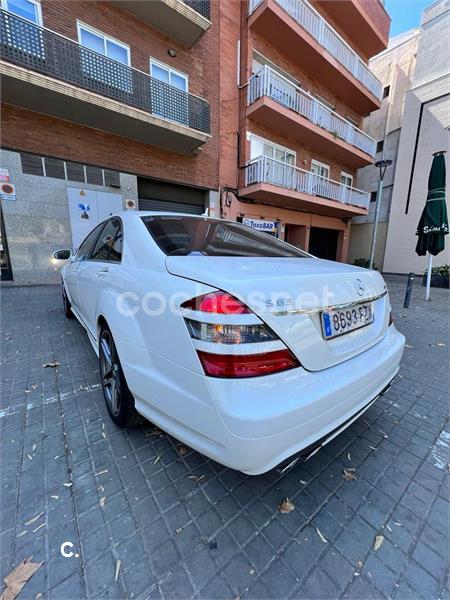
[53, 249, 72, 261]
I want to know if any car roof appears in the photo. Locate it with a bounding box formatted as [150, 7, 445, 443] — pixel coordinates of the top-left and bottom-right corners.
[112, 210, 230, 223]
[133, 211, 212, 218]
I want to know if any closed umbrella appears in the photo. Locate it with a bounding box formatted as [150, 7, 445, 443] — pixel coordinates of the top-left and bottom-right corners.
[415, 151, 448, 300]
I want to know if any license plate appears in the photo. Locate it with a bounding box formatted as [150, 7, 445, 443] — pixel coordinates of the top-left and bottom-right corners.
[321, 302, 373, 339]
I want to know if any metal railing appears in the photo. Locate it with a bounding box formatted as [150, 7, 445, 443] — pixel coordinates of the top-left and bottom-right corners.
[248, 66, 376, 157]
[184, 0, 211, 20]
[0, 10, 210, 134]
[245, 156, 370, 209]
[248, 0, 382, 100]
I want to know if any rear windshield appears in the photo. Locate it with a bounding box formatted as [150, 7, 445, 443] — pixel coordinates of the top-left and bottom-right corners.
[142, 216, 309, 258]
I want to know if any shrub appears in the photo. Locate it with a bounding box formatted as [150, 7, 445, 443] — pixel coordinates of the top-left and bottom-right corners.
[353, 258, 377, 270]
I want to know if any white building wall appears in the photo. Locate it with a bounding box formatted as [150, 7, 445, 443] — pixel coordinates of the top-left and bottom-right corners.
[352, 0, 450, 273]
[1, 149, 138, 285]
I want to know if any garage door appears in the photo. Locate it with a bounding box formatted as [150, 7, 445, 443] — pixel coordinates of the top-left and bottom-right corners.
[138, 178, 206, 215]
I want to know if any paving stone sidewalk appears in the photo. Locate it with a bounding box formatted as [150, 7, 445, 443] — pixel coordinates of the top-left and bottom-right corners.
[0, 276, 449, 600]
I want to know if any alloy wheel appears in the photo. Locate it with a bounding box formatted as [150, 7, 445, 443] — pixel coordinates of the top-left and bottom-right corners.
[100, 330, 122, 417]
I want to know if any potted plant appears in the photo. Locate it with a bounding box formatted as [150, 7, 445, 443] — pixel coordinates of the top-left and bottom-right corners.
[422, 264, 449, 288]
[353, 258, 377, 270]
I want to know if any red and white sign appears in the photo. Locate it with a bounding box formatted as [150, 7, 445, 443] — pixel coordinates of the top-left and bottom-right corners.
[0, 182, 16, 201]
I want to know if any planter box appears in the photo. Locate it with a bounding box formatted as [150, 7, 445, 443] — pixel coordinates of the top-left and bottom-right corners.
[422, 273, 450, 288]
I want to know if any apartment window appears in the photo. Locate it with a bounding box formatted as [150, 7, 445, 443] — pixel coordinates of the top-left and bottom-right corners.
[77, 23, 131, 92]
[249, 134, 296, 188]
[370, 191, 377, 203]
[3, 0, 42, 24]
[383, 85, 390, 99]
[250, 134, 295, 165]
[78, 24, 130, 65]
[311, 160, 330, 179]
[376, 140, 384, 153]
[150, 59, 189, 125]
[340, 172, 353, 188]
[4, 0, 44, 59]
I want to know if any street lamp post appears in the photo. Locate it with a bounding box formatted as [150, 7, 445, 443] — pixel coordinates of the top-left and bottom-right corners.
[369, 159, 392, 270]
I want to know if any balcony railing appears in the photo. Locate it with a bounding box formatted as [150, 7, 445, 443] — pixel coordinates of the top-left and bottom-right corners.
[245, 156, 370, 209]
[184, 0, 211, 20]
[248, 66, 376, 157]
[0, 10, 210, 134]
[248, 0, 382, 100]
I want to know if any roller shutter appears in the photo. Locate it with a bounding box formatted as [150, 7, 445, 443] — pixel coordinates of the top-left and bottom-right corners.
[138, 178, 205, 215]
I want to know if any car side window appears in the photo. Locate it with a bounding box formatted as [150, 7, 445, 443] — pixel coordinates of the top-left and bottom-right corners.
[91, 218, 122, 263]
[76, 223, 105, 262]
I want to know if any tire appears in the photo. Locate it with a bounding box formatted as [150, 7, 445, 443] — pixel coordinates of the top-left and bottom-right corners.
[62, 282, 74, 319]
[98, 324, 140, 427]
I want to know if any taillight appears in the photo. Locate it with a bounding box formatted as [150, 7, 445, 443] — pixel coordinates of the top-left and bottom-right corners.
[182, 292, 300, 378]
[185, 320, 277, 344]
[182, 291, 251, 314]
[197, 349, 299, 378]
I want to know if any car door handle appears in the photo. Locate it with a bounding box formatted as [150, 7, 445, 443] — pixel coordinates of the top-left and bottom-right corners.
[95, 268, 109, 278]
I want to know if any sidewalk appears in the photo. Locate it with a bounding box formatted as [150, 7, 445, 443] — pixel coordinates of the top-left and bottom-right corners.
[1, 276, 449, 599]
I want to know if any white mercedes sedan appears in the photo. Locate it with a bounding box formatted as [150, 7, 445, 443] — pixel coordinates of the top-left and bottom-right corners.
[54, 212, 405, 475]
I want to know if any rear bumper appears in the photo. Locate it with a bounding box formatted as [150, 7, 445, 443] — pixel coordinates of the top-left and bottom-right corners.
[127, 326, 405, 475]
[204, 325, 405, 474]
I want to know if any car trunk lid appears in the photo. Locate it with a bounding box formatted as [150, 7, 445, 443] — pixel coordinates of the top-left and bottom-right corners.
[166, 256, 389, 371]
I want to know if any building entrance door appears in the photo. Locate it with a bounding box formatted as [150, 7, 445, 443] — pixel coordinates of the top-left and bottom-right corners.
[0, 206, 13, 281]
[308, 227, 339, 260]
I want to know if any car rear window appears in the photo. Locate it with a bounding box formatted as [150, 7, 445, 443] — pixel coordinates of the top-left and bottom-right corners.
[142, 216, 309, 258]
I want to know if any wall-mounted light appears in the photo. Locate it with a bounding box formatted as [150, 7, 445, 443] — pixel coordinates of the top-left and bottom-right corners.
[168, 48, 177, 58]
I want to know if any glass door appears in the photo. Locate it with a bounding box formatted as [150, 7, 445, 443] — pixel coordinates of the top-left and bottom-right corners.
[311, 160, 330, 178]
[3, 0, 45, 60]
[150, 60, 189, 126]
[78, 24, 131, 93]
[311, 160, 330, 198]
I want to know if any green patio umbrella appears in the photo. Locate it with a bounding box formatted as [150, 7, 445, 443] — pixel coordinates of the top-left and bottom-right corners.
[415, 151, 448, 300]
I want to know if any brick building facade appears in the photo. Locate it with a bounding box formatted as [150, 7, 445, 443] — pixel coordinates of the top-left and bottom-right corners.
[0, 0, 390, 284]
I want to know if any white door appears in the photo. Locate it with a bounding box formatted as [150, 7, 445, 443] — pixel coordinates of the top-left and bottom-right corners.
[97, 192, 123, 222]
[67, 188, 122, 252]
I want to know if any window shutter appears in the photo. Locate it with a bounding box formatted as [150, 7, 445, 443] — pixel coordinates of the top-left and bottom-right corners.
[20, 153, 44, 176]
[44, 157, 65, 179]
[104, 169, 120, 187]
[86, 165, 104, 185]
[66, 162, 86, 183]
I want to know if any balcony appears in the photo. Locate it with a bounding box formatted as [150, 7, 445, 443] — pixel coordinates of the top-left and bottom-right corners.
[240, 156, 369, 217]
[248, 0, 382, 114]
[314, 0, 390, 58]
[0, 10, 210, 155]
[110, 0, 211, 48]
[248, 66, 376, 168]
